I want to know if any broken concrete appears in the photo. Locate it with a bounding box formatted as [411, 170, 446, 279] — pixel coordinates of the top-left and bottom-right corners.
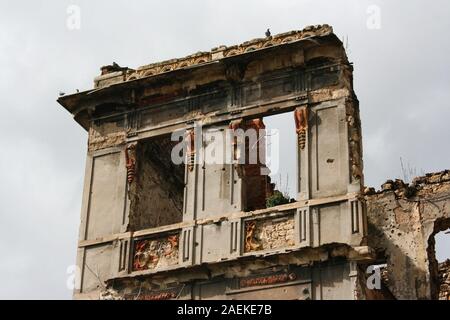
[365, 171, 450, 299]
[438, 259, 450, 300]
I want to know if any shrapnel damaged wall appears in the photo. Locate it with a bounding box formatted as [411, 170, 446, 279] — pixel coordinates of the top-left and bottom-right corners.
[364, 170, 450, 299]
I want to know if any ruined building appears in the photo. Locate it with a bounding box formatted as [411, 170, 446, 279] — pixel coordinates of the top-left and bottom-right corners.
[57, 25, 450, 300]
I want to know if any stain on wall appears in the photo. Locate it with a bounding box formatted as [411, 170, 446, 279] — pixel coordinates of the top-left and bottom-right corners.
[88, 120, 126, 152]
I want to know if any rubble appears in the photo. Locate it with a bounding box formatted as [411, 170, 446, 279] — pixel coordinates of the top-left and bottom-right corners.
[438, 259, 450, 300]
[365, 170, 450, 299]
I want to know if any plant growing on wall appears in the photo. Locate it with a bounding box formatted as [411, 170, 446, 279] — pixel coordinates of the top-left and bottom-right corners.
[266, 190, 290, 208]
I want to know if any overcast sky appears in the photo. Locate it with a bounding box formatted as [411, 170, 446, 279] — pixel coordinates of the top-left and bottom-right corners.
[0, 0, 449, 299]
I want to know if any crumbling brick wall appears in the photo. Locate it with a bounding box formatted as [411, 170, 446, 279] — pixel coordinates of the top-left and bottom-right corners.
[244, 215, 295, 252]
[438, 259, 450, 300]
[365, 170, 450, 299]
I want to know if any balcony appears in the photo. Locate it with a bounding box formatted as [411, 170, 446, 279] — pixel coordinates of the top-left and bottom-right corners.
[77, 192, 370, 287]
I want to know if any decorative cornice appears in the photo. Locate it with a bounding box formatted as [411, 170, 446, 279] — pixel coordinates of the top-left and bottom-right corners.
[98, 25, 333, 85]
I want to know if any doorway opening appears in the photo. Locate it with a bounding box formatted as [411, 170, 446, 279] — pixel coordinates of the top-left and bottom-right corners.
[264, 112, 297, 207]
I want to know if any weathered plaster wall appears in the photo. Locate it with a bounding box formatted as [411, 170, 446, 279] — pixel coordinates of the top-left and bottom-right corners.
[88, 119, 126, 152]
[365, 171, 450, 299]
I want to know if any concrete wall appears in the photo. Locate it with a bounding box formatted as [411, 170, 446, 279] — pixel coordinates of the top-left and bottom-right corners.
[365, 171, 450, 299]
[76, 147, 128, 295]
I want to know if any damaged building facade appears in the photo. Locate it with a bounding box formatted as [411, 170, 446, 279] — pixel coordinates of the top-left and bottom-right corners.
[58, 25, 450, 300]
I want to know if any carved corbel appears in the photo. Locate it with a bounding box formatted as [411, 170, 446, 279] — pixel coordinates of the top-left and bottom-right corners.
[185, 129, 196, 171]
[229, 119, 243, 161]
[246, 118, 266, 130]
[294, 107, 308, 150]
[228, 119, 244, 177]
[229, 119, 243, 131]
[125, 143, 137, 184]
[245, 118, 266, 169]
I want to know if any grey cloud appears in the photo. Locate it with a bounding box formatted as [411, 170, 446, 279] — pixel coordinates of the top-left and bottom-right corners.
[0, 0, 449, 298]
